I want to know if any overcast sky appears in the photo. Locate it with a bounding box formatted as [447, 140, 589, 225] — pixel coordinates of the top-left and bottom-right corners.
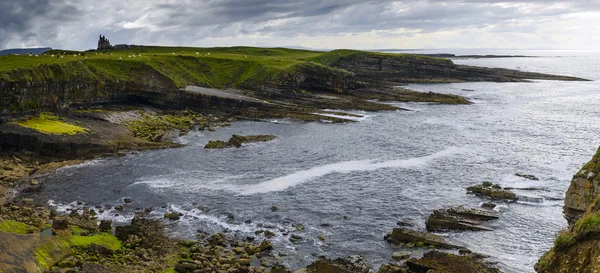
[1, 0, 599, 50]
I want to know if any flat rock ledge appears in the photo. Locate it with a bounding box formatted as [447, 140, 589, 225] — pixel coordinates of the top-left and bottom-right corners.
[426, 206, 499, 232]
[384, 228, 464, 249]
[467, 182, 518, 201]
[205, 134, 277, 149]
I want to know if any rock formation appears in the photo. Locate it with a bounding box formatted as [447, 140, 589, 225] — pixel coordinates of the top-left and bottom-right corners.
[426, 206, 499, 231]
[536, 147, 600, 273]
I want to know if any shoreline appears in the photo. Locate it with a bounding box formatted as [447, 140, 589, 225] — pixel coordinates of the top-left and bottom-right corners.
[1, 46, 591, 272]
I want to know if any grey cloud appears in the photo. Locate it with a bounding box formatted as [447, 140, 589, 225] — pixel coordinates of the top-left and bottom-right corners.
[0, 0, 82, 48]
[2, 0, 600, 50]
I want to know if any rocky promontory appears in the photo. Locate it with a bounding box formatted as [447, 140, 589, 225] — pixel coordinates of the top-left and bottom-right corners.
[536, 147, 600, 273]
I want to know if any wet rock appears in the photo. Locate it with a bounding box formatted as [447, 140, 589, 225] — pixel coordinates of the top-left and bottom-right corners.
[396, 220, 413, 227]
[516, 173, 539, 180]
[114, 205, 124, 211]
[481, 203, 497, 209]
[99, 219, 112, 231]
[207, 233, 227, 246]
[30, 179, 39, 185]
[204, 134, 277, 149]
[467, 182, 518, 201]
[259, 239, 273, 252]
[392, 251, 411, 260]
[289, 234, 302, 243]
[306, 255, 371, 273]
[228, 134, 276, 148]
[317, 235, 326, 241]
[426, 206, 499, 232]
[52, 216, 69, 230]
[204, 140, 231, 149]
[406, 251, 499, 273]
[384, 228, 462, 249]
[164, 212, 181, 220]
[123, 198, 133, 203]
[271, 205, 279, 212]
[264, 230, 276, 238]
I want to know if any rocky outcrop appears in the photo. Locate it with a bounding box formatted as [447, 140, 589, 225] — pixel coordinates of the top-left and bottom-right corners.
[306, 255, 371, 273]
[467, 182, 518, 201]
[426, 206, 499, 231]
[384, 228, 464, 249]
[329, 51, 588, 85]
[535, 147, 600, 273]
[563, 147, 600, 225]
[406, 251, 500, 273]
[204, 134, 276, 149]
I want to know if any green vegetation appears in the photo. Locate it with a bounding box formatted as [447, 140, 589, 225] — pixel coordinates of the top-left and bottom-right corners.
[34, 232, 122, 270]
[68, 233, 122, 250]
[126, 111, 206, 141]
[0, 46, 438, 92]
[13, 113, 87, 135]
[0, 220, 31, 234]
[554, 232, 575, 249]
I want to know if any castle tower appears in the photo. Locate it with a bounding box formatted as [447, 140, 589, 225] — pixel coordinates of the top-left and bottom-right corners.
[97, 35, 112, 50]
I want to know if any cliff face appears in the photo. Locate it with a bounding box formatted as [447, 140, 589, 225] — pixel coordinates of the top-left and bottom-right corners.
[330, 53, 587, 84]
[563, 148, 600, 225]
[0, 62, 178, 114]
[536, 147, 600, 273]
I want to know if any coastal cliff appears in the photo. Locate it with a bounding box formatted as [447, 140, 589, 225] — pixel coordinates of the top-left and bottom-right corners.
[0, 47, 586, 116]
[536, 147, 600, 272]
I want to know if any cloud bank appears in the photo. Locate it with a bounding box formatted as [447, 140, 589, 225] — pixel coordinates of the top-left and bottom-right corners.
[2, 0, 599, 50]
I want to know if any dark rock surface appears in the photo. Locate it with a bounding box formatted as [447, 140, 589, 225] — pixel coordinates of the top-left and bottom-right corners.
[426, 206, 499, 232]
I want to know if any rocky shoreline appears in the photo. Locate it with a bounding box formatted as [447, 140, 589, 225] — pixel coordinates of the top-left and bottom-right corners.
[0, 48, 592, 272]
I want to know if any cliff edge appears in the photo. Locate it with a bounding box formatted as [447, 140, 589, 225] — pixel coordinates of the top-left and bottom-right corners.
[536, 147, 600, 273]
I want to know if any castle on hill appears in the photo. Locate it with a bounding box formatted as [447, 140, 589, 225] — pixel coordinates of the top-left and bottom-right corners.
[97, 34, 133, 50]
[97, 35, 111, 49]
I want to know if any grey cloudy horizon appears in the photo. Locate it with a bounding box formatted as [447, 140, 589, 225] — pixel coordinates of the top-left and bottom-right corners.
[1, 0, 599, 50]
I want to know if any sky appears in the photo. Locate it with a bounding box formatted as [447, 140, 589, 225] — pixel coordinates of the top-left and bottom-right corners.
[1, 0, 600, 51]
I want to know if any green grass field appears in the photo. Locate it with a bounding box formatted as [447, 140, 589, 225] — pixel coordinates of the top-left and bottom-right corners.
[0, 46, 434, 89]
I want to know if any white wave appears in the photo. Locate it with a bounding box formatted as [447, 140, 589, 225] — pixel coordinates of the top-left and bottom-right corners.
[135, 147, 466, 195]
[235, 146, 466, 195]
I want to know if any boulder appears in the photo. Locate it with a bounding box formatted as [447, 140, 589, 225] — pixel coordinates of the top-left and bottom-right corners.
[306, 255, 371, 273]
[259, 239, 274, 252]
[52, 216, 69, 230]
[426, 206, 499, 232]
[164, 212, 181, 220]
[384, 228, 462, 249]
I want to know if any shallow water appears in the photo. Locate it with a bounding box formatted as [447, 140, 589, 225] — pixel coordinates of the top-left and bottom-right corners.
[38, 51, 600, 272]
